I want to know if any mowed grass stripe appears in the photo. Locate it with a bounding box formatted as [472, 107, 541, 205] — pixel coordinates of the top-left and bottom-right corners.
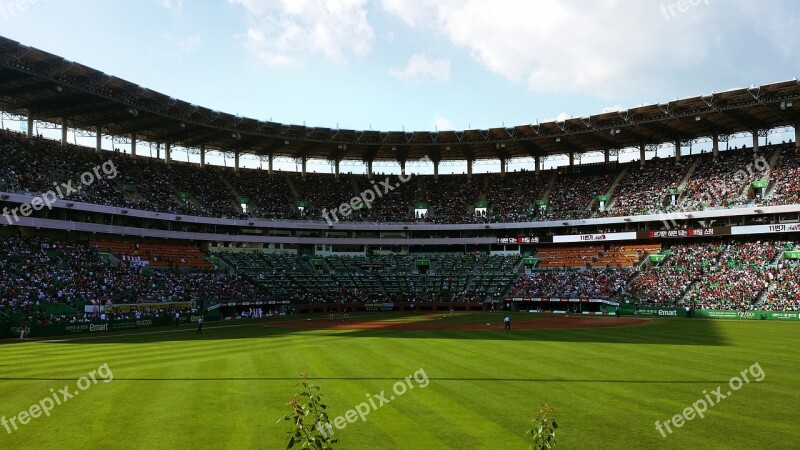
[0, 316, 797, 449]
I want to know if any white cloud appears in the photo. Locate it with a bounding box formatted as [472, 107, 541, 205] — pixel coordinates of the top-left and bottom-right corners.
[390, 53, 451, 82]
[381, 0, 437, 27]
[542, 112, 571, 122]
[162, 0, 183, 13]
[380, 0, 800, 99]
[230, 0, 375, 66]
[433, 115, 454, 131]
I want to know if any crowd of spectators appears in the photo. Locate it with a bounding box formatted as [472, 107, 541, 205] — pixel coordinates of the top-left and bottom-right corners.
[761, 261, 800, 311]
[485, 171, 547, 222]
[0, 236, 268, 322]
[166, 164, 242, 218]
[610, 157, 687, 216]
[45, 306, 198, 324]
[226, 168, 296, 219]
[682, 149, 757, 210]
[626, 240, 797, 310]
[509, 268, 633, 299]
[298, 173, 364, 222]
[2, 130, 800, 224]
[545, 172, 615, 220]
[762, 145, 800, 206]
[424, 175, 481, 224]
[357, 174, 417, 223]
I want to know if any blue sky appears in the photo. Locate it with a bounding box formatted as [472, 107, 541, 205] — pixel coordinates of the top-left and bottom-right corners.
[1, 0, 799, 173]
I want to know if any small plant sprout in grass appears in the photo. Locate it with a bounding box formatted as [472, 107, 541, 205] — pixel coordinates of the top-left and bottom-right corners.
[526, 404, 557, 450]
[277, 373, 338, 450]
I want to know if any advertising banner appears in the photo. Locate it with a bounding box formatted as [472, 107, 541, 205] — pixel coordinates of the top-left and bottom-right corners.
[552, 232, 637, 243]
[364, 302, 395, 311]
[626, 305, 687, 317]
[7, 315, 209, 338]
[693, 310, 800, 321]
[620, 306, 800, 321]
[638, 227, 730, 239]
[732, 223, 800, 235]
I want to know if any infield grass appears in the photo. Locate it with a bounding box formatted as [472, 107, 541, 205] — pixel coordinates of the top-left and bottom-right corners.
[0, 312, 797, 449]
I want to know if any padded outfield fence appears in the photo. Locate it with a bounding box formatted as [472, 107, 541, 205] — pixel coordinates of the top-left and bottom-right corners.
[619, 304, 800, 320]
[4, 303, 798, 339]
[2, 313, 212, 339]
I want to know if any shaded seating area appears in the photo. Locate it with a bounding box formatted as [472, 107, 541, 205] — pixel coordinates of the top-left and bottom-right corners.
[91, 241, 213, 269]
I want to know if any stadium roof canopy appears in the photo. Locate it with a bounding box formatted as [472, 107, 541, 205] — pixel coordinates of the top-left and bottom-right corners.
[0, 35, 799, 163]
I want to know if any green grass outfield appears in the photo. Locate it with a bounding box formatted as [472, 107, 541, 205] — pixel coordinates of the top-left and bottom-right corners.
[0, 312, 797, 449]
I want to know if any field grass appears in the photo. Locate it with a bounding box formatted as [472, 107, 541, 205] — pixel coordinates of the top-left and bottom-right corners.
[0, 312, 797, 449]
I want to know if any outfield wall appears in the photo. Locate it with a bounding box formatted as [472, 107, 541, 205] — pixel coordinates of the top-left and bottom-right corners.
[6, 314, 209, 338]
[619, 305, 800, 320]
[291, 301, 484, 314]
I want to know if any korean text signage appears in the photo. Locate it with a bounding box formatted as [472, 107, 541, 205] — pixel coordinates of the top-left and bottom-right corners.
[640, 227, 730, 239]
[497, 237, 540, 245]
[618, 306, 799, 321]
[552, 232, 637, 243]
[732, 223, 800, 235]
[364, 303, 395, 311]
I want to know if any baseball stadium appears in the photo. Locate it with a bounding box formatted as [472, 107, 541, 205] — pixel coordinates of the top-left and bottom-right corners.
[1, 3, 799, 449]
